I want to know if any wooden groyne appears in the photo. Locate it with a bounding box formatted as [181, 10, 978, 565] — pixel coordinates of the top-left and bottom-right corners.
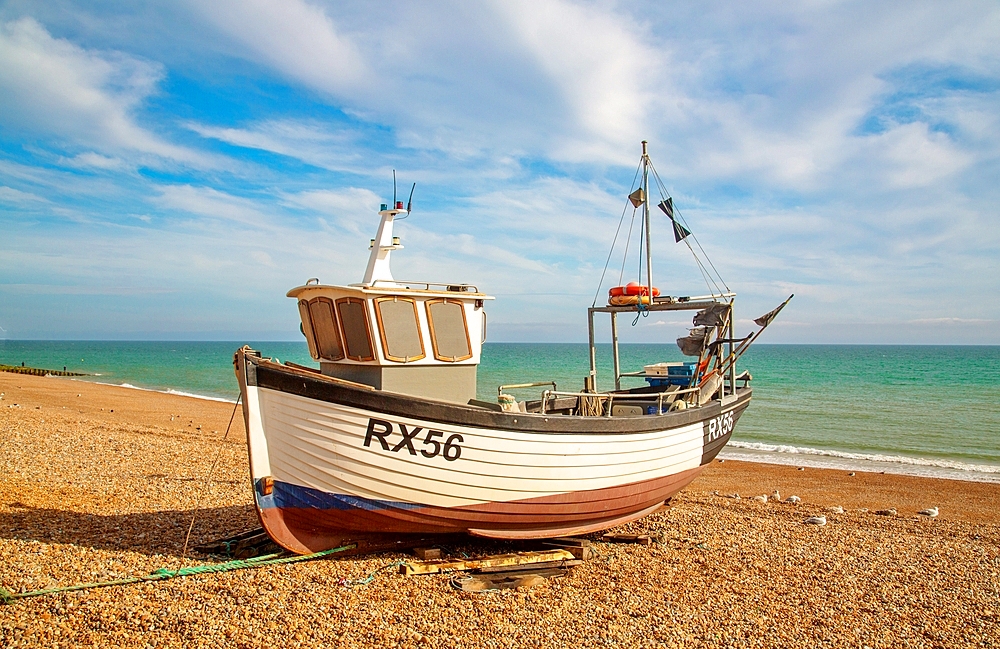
[0, 364, 87, 377]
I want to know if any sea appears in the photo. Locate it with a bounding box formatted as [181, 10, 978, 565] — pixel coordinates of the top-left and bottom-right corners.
[2, 341, 998, 483]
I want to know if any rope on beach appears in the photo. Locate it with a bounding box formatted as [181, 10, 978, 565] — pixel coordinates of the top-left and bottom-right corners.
[337, 560, 406, 587]
[0, 544, 356, 605]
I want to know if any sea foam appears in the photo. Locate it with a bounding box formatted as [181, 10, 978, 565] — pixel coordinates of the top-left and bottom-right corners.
[722, 441, 1000, 483]
[84, 379, 238, 404]
[164, 389, 235, 403]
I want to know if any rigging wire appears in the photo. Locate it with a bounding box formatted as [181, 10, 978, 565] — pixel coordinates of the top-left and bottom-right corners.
[591, 159, 643, 307]
[689, 227, 730, 294]
[648, 161, 731, 295]
[684, 238, 721, 296]
[618, 207, 638, 286]
[631, 207, 649, 326]
[637, 212, 646, 289]
[595, 149, 734, 310]
[649, 163, 729, 294]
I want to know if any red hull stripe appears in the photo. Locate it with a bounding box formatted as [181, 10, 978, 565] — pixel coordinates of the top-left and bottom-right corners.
[256, 466, 704, 553]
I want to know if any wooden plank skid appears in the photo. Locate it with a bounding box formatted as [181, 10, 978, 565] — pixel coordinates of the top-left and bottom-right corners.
[541, 537, 595, 560]
[451, 568, 570, 592]
[412, 547, 442, 560]
[542, 536, 592, 547]
[400, 549, 576, 576]
[475, 559, 582, 574]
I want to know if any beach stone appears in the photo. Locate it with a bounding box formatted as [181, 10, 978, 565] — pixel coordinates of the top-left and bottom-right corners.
[1, 372, 999, 649]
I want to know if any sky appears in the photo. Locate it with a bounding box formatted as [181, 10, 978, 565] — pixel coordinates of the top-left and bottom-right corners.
[0, 0, 998, 344]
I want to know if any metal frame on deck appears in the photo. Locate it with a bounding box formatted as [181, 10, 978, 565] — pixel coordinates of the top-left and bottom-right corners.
[587, 293, 737, 396]
[583, 142, 741, 403]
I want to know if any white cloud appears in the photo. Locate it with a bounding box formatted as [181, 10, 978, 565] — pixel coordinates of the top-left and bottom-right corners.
[1, 2, 999, 341]
[0, 186, 48, 203]
[467, 177, 624, 247]
[638, 2, 999, 190]
[250, 250, 276, 267]
[188, 0, 368, 95]
[0, 18, 212, 166]
[281, 186, 382, 234]
[59, 152, 129, 171]
[155, 185, 278, 230]
[491, 0, 659, 160]
[187, 119, 364, 171]
[862, 122, 974, 189]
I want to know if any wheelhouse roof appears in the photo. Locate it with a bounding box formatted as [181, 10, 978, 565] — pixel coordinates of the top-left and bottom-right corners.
[287, 282, 495, 300]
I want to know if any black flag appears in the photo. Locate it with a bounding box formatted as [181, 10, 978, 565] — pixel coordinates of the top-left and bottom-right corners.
[672, 219, 691, 243]
[753, 295, 794, 328]
[658, 197, 691, 242]
[657, 198, 673, 219]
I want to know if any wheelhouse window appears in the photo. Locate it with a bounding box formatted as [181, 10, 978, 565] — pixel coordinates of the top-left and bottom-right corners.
[335, 297, 376, 362]
[374, 297, 425, 362]
[299, 298, 344, 361]
[425, 299, 472, 361]
[298, 299, 319, 359]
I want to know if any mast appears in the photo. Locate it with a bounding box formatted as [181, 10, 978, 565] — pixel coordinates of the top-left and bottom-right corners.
[362, 202, 407, 285]
[642, 141, 653, 301]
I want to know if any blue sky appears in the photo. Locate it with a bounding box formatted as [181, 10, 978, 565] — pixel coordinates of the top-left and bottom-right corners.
[1, 1, 998, 343]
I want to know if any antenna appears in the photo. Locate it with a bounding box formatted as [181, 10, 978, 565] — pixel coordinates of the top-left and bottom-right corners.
[393, 170, 397, 205]
[406, 183, 416, 212]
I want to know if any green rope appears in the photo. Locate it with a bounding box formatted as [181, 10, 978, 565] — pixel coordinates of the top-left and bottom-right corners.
[337, 560, 406, 587]
[0, 544, 356, 605]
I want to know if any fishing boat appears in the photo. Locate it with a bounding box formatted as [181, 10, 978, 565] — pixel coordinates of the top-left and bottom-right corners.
[234, 142, 790, 554]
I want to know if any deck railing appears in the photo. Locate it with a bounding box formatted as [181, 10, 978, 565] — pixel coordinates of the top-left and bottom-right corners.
[539, 386, 701, 416]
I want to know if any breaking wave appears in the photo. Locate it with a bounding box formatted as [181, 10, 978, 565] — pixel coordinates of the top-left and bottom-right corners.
[80, 379, 236, 403]
[164, 389, 234, 403]
[722, 441, 1000, 482]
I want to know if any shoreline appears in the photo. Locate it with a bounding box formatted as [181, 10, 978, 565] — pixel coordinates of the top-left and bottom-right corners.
[719, 445, 1000, 484]
[3, 370, 999, 520]
[2, 369, 998, 647]
[12, 370, 1000, 485]
[77, 378, 238, 404]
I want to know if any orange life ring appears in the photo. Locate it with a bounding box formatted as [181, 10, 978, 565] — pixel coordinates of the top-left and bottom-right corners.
[625, 281, 660, 297]
[609, 294, 653, 306]
[610, 282, 660, 298]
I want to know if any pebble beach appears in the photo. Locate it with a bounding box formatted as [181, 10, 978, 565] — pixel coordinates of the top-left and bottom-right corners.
[1, 371, 998, 648]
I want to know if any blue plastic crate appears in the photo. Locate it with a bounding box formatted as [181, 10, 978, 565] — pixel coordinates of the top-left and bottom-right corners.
[644, 375, 693, 388]
[645, 361, 698, 387]
[667, 362, 697, 378]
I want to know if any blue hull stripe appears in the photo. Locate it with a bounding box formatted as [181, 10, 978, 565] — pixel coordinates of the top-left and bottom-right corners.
[255, 478, 422, 512]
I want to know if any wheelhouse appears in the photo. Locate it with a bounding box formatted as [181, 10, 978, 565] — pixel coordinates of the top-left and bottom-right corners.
[288, 202, 493, 404]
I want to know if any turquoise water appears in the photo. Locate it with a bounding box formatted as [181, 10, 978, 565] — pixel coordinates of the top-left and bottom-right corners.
[2, 341, 998, 480]
[0, 341, 312, 401]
